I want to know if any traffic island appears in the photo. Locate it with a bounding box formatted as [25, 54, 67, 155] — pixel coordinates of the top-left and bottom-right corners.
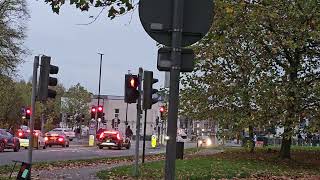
[96, 147, 320, 180]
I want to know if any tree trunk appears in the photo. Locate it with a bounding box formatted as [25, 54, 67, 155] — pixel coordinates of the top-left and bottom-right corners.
[249, 125, 255, 153]
[280, 127, 292, 159]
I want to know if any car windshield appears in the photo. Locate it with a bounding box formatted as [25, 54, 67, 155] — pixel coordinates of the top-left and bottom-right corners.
[52, 129, 62, 132]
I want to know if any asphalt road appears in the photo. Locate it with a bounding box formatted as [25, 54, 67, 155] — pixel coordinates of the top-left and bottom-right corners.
[0, 140, 195, 166]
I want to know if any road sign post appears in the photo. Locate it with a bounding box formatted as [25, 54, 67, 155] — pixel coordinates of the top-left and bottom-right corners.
[164, 0, 184, 178]
[139, 0, 213, 179]
[28, 56, 39, 178]
[134, 68, 143, 176]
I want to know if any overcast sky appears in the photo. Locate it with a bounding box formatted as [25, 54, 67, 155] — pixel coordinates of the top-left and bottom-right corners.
[17, 1, 164, 96]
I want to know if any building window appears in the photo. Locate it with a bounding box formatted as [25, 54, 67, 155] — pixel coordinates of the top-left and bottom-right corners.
[115, 109, 119, 114]
[115, 114, 119, 118]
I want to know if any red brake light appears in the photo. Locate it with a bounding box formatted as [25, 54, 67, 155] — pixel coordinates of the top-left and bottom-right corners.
[44, 137, 48, 141]
[58, 137, 64, 142]
[99, 133, 105, 139]
[18, 132, 23, 137]
[117, 133, 121, 140]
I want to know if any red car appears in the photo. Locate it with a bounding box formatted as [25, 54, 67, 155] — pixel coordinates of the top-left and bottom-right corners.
[44, 131, 70, 148]
[0, 129, 20, 152]
[96, 130, 131, 150]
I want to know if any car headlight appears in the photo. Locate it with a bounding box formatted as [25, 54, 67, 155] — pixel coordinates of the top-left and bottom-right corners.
[206, 139, 212, 146]
[198, 140, 203, 145]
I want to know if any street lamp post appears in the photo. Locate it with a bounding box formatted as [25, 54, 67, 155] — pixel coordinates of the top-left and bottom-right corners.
[96, 53, 104, 130]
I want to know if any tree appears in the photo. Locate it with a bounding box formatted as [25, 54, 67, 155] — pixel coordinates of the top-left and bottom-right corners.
[0, 75, 24, 128]
[44, 0, 134, 19]
[61, 83, 91, 128]
[0, 0, 29, 75]
[180, 1, 320, 158]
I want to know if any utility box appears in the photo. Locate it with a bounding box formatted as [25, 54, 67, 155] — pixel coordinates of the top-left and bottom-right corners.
[151, 135, 157, 148]
[176, 142, 184, 159]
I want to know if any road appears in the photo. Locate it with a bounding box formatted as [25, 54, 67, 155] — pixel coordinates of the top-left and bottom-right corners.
[0, 140, 195, 166]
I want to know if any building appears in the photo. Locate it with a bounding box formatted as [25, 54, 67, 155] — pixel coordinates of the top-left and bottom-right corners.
[90, 95, 163, 137]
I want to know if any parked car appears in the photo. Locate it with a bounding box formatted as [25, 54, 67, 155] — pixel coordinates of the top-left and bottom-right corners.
[0, 129, 20, 152]
[51, 128, 75, 141]
[96, 130, 131, 150]
[18, 129, 46, 149]
[44, 131, 70, 148]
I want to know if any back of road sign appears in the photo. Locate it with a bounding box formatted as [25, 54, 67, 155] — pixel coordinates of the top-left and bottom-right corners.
[139, 0, 214, 47]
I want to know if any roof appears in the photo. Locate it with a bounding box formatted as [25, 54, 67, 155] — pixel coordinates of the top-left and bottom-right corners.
[92, 95, 124, 100]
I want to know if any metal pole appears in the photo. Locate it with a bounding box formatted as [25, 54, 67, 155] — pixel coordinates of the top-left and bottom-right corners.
[41, 102, 46, 135]
[28, 56, 39, 175]
[125, 70, 130, 127]
[142, 109, 148, 163]
[165, 0, 184, 179]
[125, 103, 129, 126]
[134, 67, 143, 176]
[96, 53, 103, 130]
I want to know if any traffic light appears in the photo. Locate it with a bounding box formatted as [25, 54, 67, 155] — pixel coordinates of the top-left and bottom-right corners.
[160, 106, 165, 120]
[97, 106, 103, 118]
[38, 56, 59, 101]
[112, 119, 115, 128]
[143, 71, 159, 110]
[124, 74, 139, 103]
[91, 106, 96, 119]
[25, 107, 31, 120]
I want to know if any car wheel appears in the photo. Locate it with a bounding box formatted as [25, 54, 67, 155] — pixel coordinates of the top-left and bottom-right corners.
[62, 143, 66, 148]
[14, 144, 20, 152]
[66, 143, 69, 147]
[0, 141, 5, 152]
[108, 147, 112, 150]
[117, 144, 122, 150]
[43, 145, 46, 149]
[49, 145, 52, 147]
[69, 139, 73, 141]
[24, 147, 28, 150]
[126, 143, 131, 149]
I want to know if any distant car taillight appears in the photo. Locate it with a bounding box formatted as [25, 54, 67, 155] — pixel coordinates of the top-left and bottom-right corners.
[44, 137, 48, 141]
[18, 132, 23, 137]
[35, 132, 39, 136]
[99, 133, 105, 139]
[117, 133, 121, 140]
[58, 137, 64, 142]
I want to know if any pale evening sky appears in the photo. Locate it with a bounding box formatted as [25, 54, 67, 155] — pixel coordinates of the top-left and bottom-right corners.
[17, 1, 164, 96]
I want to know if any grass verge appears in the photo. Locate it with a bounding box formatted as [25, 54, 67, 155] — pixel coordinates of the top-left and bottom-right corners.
[97, 147, 320, 180]
[0, 146, 200, 179]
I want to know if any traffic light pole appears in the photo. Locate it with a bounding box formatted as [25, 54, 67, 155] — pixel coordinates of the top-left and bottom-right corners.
[28, 56, 39, 177]
[165, 0, 184, 179]
[134, 67, 143, 176]
[142, 109, 148, 163]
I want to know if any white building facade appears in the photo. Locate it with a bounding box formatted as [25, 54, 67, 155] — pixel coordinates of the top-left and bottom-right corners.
[90, 95, 163, 137]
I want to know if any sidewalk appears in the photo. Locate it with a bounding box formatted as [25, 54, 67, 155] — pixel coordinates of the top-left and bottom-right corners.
[30, 146, 221, 180]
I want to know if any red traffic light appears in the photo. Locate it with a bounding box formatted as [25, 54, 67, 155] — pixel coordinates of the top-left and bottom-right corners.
[26, 108, 31, 115]
[160, 106, 165, 112]
[91, 107, 96, 112]
[98, 106, 103, 112]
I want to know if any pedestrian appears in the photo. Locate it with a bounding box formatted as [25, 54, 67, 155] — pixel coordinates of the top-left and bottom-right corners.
[298, 133, 303, 146]
[125, 126, 133, 139]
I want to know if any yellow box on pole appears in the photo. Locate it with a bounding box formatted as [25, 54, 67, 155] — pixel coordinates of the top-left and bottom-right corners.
[89, 135, 95, 146]
[151, 135, 157, 148]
